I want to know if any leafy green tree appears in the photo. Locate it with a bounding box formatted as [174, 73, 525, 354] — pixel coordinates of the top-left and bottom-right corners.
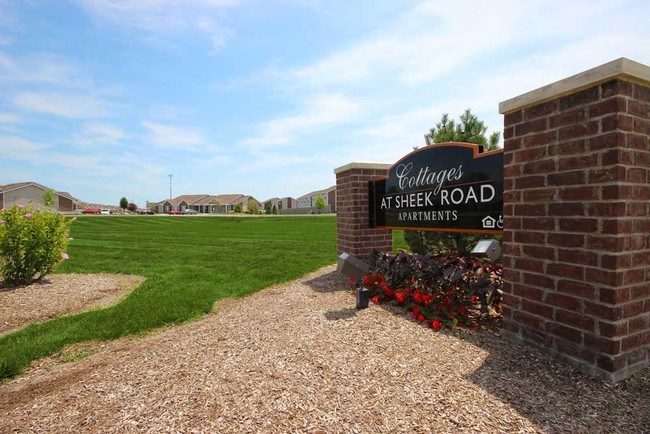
[247, 198, 259, 214]
[41, 188, 56, 208]
[234, 204, 242, 213]
[405, 109, 501, 255]
[119, 197, 128, 213]
[271, 204, 278, 215]
[314, 196, 327, 214]
[264, 202, 272, 214]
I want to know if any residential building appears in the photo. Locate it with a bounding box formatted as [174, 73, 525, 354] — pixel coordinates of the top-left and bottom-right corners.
[295, 186, 336, 213]
[262, 197, 296, 213]
[153, 194, 261, 214]
[0, 182, 78, 212]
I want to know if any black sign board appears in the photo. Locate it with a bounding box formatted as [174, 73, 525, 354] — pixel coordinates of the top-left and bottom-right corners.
[369, 142, 503, 234]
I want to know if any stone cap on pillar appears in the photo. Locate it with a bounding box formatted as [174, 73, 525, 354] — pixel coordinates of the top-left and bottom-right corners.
[499, 57, 650, 114]
[334, 162, 392, 174]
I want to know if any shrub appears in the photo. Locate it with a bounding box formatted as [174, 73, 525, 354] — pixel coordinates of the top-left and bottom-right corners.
[0, 204, 72, 286]
[357, 251, 502, 331]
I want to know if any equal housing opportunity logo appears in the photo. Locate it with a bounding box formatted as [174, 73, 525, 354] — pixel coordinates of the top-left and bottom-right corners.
[369, 142, 503, 234]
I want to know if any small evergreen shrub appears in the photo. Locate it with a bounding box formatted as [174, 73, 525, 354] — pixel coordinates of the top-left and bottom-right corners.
[0, 204, 72, 286]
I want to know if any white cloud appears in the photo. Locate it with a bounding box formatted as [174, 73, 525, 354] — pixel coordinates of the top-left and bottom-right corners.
[142, 121, 207, 151]
[12, 91, 108, 119]
[75, 0, 238, 54]
[0, 113, 20, 124]
[0, 52, 88, 87]
[71, 122, 126, 147]
[242, 94, 361, 150]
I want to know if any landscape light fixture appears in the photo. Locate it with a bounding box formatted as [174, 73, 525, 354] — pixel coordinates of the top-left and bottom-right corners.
[470, 239, 501, 261]
[337, 252, 370, 282]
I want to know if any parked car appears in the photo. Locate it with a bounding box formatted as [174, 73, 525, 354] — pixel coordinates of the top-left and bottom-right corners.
[168, 210, 182, 215]
[82, 208, 101, 214]
[182, 209, 199, 215]
[101, 209, 111, 215]
[138, 209, 154, 215]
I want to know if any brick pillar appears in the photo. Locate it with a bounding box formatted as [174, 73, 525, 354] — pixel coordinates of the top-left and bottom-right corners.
[499, 58, 650, 382]
[334, 162, 393, 264]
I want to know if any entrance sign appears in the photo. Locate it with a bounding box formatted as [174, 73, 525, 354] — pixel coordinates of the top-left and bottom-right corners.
[369, 142, 503, 234]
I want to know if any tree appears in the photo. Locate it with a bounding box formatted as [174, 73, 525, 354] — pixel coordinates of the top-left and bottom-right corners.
[405, 109, 502, 255]
[264, 202, 272, 214]
[314, 196, 327, 214]
[234, 204, 242, 213]
[247, 198, 259, 214]
[424, 108, 500, 150]
[271, 204, 278, 215]
[41, 188, 56, 208]
[119, 197, 128, 214]
[127, 202, 138, 212]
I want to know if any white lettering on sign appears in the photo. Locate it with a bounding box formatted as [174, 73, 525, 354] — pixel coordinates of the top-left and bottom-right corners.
[395, 162, 463, 194]
[397, 210, 458, 222]
[440, 184, 495, 205]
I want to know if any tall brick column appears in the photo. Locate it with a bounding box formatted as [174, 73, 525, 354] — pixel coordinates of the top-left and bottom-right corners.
[334, 162, 392, 264]
[499, 58, 650, 382]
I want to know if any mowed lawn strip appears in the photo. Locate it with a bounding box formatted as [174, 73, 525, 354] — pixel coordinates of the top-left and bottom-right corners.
[0, 216, 337, 379]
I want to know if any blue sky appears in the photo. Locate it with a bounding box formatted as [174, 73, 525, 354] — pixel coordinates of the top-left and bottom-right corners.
[1, 0, 648, 208]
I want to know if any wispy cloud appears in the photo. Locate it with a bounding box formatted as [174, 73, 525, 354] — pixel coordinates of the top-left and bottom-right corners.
[241, 94, 361, 150]
[142, 121, 207, 151]
[0, 52, 88, 87]
[12, 91, 109, 119]
[74, 0, 238, 54]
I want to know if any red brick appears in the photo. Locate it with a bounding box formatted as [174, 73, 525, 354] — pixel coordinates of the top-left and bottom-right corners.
[628, 315, 649, 333]
[584, 301, 623, 321]
[601, 149, 635, 166]
[555, 340, 595, 363]
[504, 138, 522, 153]
[634, 83, 650, 101]
[523, 272, 555, 290]
[502, 268, 521, 283]
[588, 166, 626, 183]
[548, 170, 586, 186]
[522, 299, 554, 319]
[515, 204, 546, 216]
[596, 354, 627, 372]
[515, 118, 548, 136]
[547, 263, 585, 280]
[623, 301, 644, 318]
[550, 108, 585, 128]
[559, 87, 599, 110]
[522, 217, 555, 231]
[586, 268, 625, 286]
[524, 101, 557, 120]
[587, 202, 627, 217]
[515, 176, 546, 189]
[633, 118, 650, 135]
[600, 253, 631, 270]
[514, 258, 544, 273]
[522, 327, 553, 346]
[624, 235, 647, 251]
[558, 121, 599, 140]
[556, 309, 595, 331]
[558, 154, 598, 171]
[548, 203, 584, 216]
[602, 185, 634, 200]
[546, 322, 583, 343]
[588, 131, 626, 150]
[515, 231, 545, 245]
[622, 334, 642, 351]
[514, 147, 547, 163]
[524, 159, 556, 174]
[598, 321, 628, 338]
[557, 279, 596, 299]
[559, 218, 598, 233]
[504, 110, 523, 126]
[522, 244, 556, 260]
[627, 347, 648, 365]
[513, 310, 545, 330]
[558, 249, 598, 266]
[502, 293, 521, 309]
[504, 164, 522, 178]
[599, 287, 630, 304]
[558, 186, 599, 201]
[523, 189, 556, 202]
[512, 284, 545, 301]
[547, 233, 585, 248]
[588, 96, 626, 118]
[631, 284, 650, 300]
[522, 131, 556, 148]
[628, 168, 647, 184]
[628, 99, 648, 117]
[583, 334, 621, 355]
[545, 292, 582, 311]
[601, 219, 632, 234]
[603, 113, 635, 132]
[548, 139, 586, 156]
[601, 80, 634, 98]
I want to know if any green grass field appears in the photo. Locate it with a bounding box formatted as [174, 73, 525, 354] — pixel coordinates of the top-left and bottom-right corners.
[0, 215, 409, 379]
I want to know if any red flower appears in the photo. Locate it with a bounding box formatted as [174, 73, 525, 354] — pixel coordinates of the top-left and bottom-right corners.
[395, 292, 406, 303]
[417, 314, 425, 322]
[372, 296, 380, 304]
[470, 321, 478, 329]
[431, 320, 442, 330]
[470, 295, 479, 303]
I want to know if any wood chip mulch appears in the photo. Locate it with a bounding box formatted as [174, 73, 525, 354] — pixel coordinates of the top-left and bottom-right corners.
[0, 266, 648, 433]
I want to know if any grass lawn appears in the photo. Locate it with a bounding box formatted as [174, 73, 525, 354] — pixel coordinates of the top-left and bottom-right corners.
[0, 215, 410, 379]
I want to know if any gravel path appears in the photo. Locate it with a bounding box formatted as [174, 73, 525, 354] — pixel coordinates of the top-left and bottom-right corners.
[0, 266, 648, 433]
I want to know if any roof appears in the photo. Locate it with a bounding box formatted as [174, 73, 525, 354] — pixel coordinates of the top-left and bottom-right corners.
[0, 182, 80, 203]
[297, 186, 335, 200]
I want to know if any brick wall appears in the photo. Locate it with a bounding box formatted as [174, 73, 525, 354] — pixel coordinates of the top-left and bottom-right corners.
[501, 69, 650, 381]
[335, 163, 392, 264]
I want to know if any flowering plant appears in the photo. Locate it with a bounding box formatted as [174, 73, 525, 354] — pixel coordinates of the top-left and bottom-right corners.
[0, 204, 72, 286]
[355, 251, 502, 331]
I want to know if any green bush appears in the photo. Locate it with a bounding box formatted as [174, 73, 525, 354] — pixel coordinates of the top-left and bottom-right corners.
[0, 204, 72, 286]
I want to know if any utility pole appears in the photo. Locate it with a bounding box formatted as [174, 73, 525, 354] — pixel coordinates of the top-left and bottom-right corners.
[168, 174, 173, 200]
